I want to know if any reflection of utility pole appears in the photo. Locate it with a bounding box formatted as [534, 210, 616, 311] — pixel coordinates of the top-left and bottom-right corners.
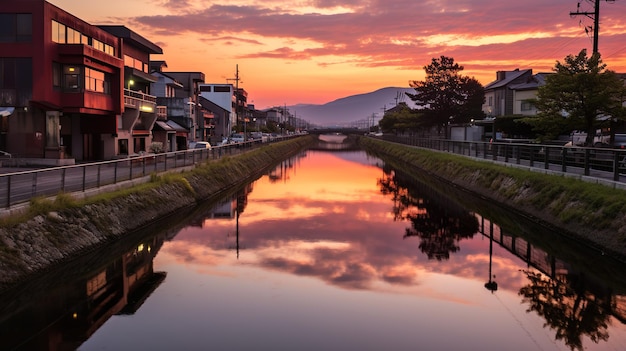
[570, 0, 614, 54]
[228, 192, 247, 259]
[484, 221, 498, 292]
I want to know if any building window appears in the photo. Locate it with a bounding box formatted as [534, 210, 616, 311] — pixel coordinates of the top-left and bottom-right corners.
[214, 86, 231, 92]
[92, 38, 104, 52]
[63, 66, 81, 91]
[199, 85, 212, 92]
[488, 96, 493, 106]
[0, 58, 32, 106]
[521, 101, 534, 111]
[66, 27, 84, 44]
[0, 14, 32, 43]
[51, 20, 66, 43]
[124, 55, 147, 73]
[85, 67, 110, 94]
[118, 139, 129, 155]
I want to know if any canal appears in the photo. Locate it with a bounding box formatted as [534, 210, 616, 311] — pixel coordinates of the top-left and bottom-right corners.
[2, 147, 626, 351]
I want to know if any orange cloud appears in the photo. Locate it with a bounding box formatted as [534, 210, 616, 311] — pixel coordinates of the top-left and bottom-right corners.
[48, 0, 626, 106]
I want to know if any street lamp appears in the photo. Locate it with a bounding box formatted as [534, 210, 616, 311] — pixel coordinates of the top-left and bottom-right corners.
[128, 79, 134, 90]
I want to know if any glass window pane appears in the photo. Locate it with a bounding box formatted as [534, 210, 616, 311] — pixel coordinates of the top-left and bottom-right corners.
[16, 14, 32, 42]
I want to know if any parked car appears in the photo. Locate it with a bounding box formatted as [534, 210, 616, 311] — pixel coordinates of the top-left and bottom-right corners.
[614, 134, 626, 149]
[229, 133, 245, 143]
[193, 141, 211, 149]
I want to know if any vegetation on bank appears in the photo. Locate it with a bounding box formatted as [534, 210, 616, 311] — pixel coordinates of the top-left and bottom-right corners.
[0, 136, 315, 289]
[0, 137, 314, 229]
[358, 137, 626, 257]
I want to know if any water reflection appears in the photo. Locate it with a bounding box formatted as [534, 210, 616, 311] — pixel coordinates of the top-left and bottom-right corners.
[2, 150, 626, 351]
[378, 166, 478, 260]
[378, 160, 626, 351]
[0, 226, 170, 351]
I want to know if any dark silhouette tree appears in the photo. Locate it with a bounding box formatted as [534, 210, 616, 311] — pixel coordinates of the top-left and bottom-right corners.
[378, 105, 422, 134]
[519, 270, 612, 351]
[406, 56, 485, 137]
[377, 166, 477, 260]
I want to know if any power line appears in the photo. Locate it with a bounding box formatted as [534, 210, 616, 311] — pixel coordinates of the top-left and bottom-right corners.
[569, 0, 617, 54]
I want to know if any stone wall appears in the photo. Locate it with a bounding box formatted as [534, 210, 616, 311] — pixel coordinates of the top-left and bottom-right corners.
[0, 137, 315, 291]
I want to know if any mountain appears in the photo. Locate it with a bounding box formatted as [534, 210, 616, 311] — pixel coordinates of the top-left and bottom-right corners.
[287, 87, 417, 127]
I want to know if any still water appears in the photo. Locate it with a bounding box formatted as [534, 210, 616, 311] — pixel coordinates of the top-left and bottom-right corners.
[2, 149, 626, 351]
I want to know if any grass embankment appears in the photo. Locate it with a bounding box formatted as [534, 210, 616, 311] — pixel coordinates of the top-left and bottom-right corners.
[0, 136, 315, 289]
[358, 137, 626, 258]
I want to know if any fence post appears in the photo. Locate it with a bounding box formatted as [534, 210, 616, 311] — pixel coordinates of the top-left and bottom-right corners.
[60, 168, 66, 192]
[31, 172, 37, 197]
[6, 175, 11, 208]
[614, 152, 621, 181]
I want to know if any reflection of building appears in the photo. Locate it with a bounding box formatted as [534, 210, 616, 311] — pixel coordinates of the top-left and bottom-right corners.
[0, 234, 167, 350]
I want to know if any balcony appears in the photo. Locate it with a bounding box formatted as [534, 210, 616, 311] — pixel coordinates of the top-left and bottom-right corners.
[124, 89, 157, 113]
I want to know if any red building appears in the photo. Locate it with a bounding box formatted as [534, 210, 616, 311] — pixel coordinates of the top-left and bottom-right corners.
[0, 0, 162, 162]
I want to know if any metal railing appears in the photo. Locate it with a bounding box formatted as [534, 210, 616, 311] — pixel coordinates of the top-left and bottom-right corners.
[0, 136, 295, 209]
[382, 135, 626, 186]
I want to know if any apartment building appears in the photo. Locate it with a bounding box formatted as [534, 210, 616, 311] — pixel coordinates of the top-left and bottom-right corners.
[0, 0, 162, 162]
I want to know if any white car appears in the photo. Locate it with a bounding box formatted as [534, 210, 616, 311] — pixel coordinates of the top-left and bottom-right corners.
[193, 141, 211, 149]
[229, 134, 245, 143]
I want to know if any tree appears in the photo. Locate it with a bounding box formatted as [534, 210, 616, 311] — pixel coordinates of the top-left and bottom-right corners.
[529, 49, 626, 145]
[406, 56, 485, 137]
[378, 104, 422, 133]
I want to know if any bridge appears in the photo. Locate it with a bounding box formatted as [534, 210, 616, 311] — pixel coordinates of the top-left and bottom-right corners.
[307, 127, 364, 135]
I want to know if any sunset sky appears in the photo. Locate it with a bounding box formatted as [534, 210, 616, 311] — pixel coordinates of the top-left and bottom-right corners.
[48, 0, 626, 108]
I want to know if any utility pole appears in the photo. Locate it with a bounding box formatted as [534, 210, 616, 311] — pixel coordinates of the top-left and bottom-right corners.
[570, 0, 614, 54]
[227, 64, 241, 134]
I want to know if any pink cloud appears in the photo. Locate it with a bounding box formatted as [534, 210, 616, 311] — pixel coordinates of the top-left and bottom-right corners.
[129, 0, 626, 78]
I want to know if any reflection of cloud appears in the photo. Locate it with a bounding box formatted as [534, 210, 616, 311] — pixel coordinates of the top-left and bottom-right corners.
[160, 151, 538, 298]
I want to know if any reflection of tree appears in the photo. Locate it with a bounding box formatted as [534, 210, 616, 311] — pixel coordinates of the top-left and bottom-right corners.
[378, 166, 478, 260]
[519, 270, 612, 351]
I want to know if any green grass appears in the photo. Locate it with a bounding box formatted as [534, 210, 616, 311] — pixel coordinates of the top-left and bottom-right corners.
[359, 137, 626, 232]
[0, 136, 315, 229]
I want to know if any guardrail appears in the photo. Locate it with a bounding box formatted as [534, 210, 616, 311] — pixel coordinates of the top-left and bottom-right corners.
[382, 135, 626, 185]
[0, 136, 295, 209]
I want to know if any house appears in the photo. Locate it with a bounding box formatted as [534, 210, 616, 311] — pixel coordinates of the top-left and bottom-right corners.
[0, 0, 163, 162]
[482, 69, 534, 117]
[198, 97, 230, 144]
[150, 66, 188, 152]
[198, 83, 236, 134]
[508, 72, 551, 116]
[162, 71, 206, 143]
[0, 0, 122, 162]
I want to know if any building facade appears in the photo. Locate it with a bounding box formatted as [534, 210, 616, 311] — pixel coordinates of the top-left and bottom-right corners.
[0, 0, 163, 162]
[482, 69, 534, 118]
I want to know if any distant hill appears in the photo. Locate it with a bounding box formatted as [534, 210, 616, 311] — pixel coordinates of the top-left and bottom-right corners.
[288, 87, 417, 127]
